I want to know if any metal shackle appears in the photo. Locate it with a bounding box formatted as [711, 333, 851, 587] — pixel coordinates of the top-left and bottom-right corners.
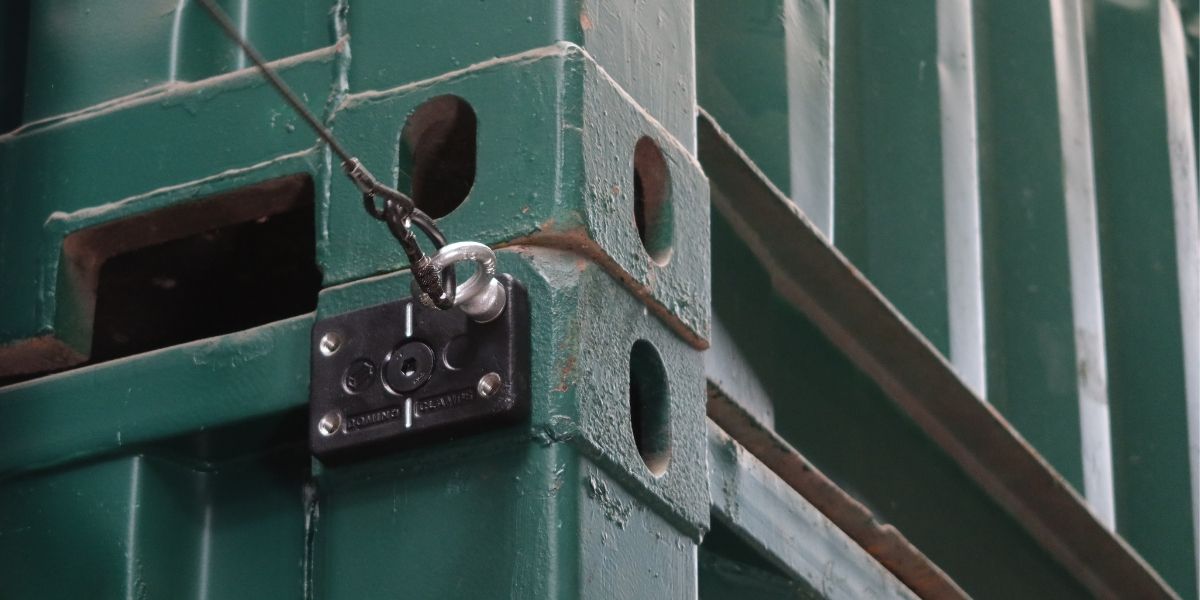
[420, 242, 507, 323]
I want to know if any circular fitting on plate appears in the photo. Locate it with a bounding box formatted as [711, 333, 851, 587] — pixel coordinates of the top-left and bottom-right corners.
[419, 242, 507, 323]
[343, 359, 377, 394]
[383, 341, 436, 393]
[317, 411, 344, 436]
[477, 372, 503, 398]
[319, 331, 344, 356]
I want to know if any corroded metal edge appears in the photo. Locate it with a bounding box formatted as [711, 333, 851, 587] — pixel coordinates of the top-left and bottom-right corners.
[707, 417, 933, 600]
[707, 384, 968, 600]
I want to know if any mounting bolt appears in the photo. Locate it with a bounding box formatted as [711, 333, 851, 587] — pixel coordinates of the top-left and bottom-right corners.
[319, 332, 344, 357]
[317, 411, 343, 436]
[477, 372, 503, 398]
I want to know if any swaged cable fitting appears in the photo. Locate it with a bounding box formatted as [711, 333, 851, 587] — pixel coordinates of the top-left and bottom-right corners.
[197, 0, 509, 321]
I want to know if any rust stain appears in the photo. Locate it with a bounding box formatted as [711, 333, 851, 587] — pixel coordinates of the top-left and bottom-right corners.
[554, 355, 577, 393]
[580, 4, 592, 31]
[0, 335, 86, 378]
[499, 227, 710, 351]
[707, 389, 969, 600]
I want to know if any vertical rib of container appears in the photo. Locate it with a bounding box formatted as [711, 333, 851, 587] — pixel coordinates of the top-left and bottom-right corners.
[695, 0, 832, 234]
[1050, 0, 1115, 529]
[786, 0, 833, 235]
[973, 0, 1116, 520]
[1086, 0, 1200, 595]
[938, 0, 987, 396]
[832, 0, 953, 360]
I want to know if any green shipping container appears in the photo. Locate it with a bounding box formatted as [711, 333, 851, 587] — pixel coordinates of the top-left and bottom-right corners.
[0, 0, 1196, 598]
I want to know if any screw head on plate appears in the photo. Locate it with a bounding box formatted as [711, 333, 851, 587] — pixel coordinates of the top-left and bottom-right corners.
[318, 411, 343, 436]
[383, 341, 436, 393]
[476, 372, 503, 398]
[319, 332, 344, 357]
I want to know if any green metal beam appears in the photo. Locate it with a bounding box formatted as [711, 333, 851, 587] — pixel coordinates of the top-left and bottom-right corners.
[706, 422, 920, 599]
[0, 315, 311, 477]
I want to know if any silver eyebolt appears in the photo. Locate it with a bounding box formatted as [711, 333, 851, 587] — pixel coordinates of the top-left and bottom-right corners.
[419, 242, 507, 323]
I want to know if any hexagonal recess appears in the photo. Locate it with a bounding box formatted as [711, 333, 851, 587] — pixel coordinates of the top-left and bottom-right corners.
[324, 43, 710, 349]
[316, 247, 709, 538]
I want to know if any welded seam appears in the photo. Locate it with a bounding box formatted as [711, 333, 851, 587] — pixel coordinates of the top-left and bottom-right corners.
[124, 456, 142, 600]
[43, 148, 317, 227]
[1, 41, 345, 141]
[316, 0, 352, 271]
[340, 43, 578, 108]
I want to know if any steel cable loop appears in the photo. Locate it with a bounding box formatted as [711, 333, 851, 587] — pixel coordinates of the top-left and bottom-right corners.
[352, 160, 415, 221]
[375, 198, 458, 310]
[198, 0, 469, 313]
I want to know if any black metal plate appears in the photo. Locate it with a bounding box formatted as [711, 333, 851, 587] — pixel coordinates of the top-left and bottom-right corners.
[309, 275, 529, 462]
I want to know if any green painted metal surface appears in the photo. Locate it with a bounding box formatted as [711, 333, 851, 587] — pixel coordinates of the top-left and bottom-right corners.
[832, 0, 951, 360]
[974, 0, 1089, 498]
[1, 0, 1197, 598]
[706, 204, 1088, 599]
[1, 28, 709, 374]
[698, 0, 1197, 596]
[19, 0, 331, 123]
[316, 250, 711, 538]
[0, 247, 712, 598]
[1089, 1, 1200, 595]
[346, 0, 695, 149]
[326, 45, 710, 342]
[694, 0, 831, 232]
[0, 59, 334, 356]
[1, 1, 713, 597]
[316, 434, 698, 599]
[706, 423, 916, 599]
[0, 315, 311, 477]
[0, 452, 310, 599]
